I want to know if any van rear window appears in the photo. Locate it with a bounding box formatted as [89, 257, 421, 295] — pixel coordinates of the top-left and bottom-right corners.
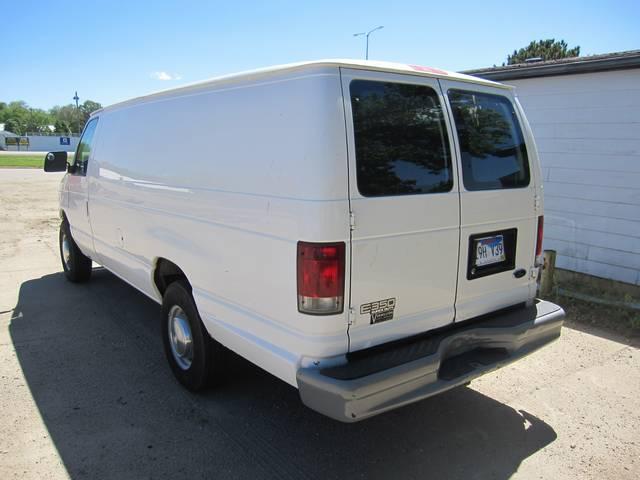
[448, 90, 530, 191]
[350, 80, 453, 197]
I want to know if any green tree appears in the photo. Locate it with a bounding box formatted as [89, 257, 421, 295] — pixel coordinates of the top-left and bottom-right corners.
[1, 101, 53, 134]
[54, 119, 72, 135]
[25, 109, 54, 134]
[507, 39, 580, 65]
[50, 105, 84, 133]
[0, 102, 30, 134]
[50, 100, 102, 133]
[4, 118, 25, 135]
[1, 98, 102, 135]
[80, 100, 102, 118]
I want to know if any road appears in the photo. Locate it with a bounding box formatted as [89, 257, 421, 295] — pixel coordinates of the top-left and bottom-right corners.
[1, 169, 638, 479]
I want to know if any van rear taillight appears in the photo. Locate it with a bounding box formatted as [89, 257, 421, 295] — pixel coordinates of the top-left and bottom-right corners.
[297, 241, 345, 315]
[535, 215, 544, 265]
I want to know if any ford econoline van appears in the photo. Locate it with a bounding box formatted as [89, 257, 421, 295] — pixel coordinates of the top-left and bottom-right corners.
[44, 60, 564, 422]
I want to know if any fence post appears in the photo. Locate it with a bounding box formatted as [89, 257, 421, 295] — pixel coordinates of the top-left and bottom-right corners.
[539, 250, 557, 297]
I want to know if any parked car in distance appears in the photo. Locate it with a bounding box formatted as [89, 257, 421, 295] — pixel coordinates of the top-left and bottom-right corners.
[44, 60, 564, 422]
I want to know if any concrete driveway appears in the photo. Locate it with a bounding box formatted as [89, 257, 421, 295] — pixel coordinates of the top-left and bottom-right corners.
[1, 169, 638, 479]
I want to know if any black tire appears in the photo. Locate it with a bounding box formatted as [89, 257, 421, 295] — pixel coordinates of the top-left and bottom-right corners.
[59, 220, 92, 283]
[161, 280, 225, 391]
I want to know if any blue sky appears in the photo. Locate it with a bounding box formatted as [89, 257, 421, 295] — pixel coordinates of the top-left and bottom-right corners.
[2, 0, 639, 109]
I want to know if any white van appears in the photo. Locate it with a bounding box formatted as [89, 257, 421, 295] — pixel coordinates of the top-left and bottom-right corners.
[44, 60, 564, 422]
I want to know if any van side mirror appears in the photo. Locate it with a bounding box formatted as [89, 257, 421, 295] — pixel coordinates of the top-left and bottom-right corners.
[43, 151, 68, 172]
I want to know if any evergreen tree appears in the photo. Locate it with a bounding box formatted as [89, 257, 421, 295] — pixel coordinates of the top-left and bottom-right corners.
[507, 39, 580, 65]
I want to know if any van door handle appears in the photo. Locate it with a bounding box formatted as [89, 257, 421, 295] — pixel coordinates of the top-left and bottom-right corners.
[513, 268, 526, 279]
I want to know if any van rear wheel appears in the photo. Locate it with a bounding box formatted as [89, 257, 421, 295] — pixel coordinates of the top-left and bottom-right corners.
[59, 220, 92, 283]
[161, 280, 225, 391]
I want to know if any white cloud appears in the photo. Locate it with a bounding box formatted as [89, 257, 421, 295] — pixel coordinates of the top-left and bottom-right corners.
[151, 71, 182, 81]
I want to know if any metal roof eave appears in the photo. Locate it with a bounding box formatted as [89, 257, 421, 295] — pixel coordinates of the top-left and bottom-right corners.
[464, 51, 640, 81]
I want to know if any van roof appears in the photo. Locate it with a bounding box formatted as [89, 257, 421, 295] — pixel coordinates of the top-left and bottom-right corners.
[96, 59, 509, 115]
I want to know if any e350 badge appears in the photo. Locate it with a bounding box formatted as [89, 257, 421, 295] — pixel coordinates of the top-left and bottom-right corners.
[360, 298, 396, 324]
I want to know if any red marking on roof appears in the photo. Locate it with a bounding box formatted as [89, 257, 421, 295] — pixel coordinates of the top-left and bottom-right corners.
[409, 65, 449, 75]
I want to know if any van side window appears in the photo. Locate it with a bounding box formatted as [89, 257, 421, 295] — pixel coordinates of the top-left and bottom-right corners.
[350, 80, 453, 197]
[71, 118, 99, 176]
[448, 90, 530, 191]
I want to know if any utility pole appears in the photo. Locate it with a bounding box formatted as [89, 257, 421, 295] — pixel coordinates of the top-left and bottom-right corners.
[73, 91, 80, 109]
[353, 26, 384, 60]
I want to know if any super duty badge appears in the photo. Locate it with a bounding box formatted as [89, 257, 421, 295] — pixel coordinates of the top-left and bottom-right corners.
[360, 298, 396, 324]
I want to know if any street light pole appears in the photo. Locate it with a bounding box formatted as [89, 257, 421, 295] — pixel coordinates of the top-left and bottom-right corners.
[366, 34, 370, 61]
[353, 26, 384, 60]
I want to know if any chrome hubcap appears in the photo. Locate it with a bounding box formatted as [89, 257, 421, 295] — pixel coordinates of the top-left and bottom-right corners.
[168, 305, 193, 370]
[61, 232, 71, 269]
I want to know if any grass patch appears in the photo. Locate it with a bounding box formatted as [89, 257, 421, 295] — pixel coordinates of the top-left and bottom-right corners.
[541, 269, 640, 339]
[544, 292, 640, 339]
[0, 155, 45, 168]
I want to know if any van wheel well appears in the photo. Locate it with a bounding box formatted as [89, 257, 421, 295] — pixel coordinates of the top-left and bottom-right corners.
[154, 259, 190, 297]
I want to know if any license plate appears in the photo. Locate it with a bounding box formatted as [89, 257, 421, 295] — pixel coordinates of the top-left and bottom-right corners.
[474, 235, 506, 267]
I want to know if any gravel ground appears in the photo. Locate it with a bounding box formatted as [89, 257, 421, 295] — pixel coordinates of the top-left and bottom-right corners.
[1, 169, 638, 480]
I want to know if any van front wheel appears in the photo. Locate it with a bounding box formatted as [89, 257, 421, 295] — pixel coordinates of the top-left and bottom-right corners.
[161, 280, 225, 391]
[59, 220, 92, 283]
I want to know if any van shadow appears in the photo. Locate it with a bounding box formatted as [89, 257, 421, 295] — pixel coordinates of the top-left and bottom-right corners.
[10, 270, 557, 480]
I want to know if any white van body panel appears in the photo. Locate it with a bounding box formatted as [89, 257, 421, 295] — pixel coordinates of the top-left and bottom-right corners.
[66, 166, 94, 256]
[89, 66, 351, 385]
[58, 60, 542, 390]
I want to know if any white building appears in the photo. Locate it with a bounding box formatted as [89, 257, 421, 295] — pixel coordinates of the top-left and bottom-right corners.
[466, 50, 640, 286]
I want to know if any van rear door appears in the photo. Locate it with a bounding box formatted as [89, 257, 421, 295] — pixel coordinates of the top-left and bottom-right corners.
[340, 68, 460, 352]
[440, 80, 539, 321]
